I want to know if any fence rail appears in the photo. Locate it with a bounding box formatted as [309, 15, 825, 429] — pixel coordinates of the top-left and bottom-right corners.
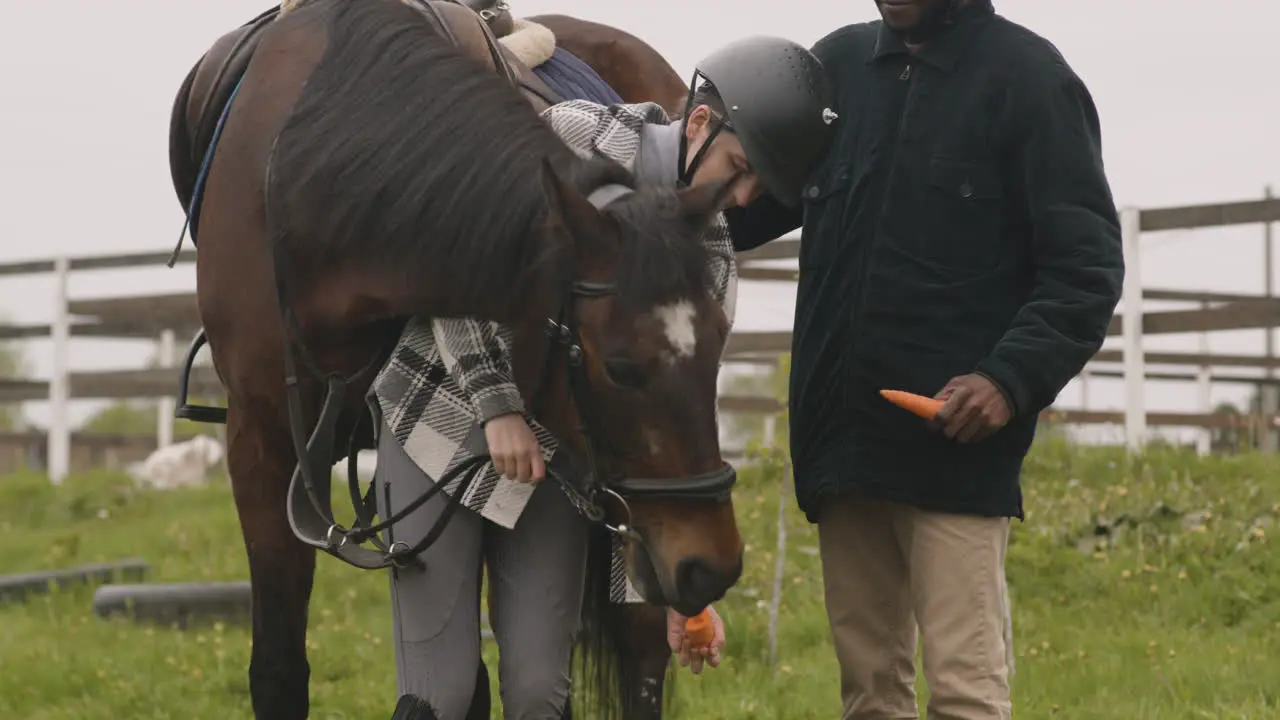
[1, 187, 1277, 479]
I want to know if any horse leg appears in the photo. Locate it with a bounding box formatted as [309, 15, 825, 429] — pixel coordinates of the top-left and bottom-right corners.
[466, 660, 491, 720]
[189, 11, 339, 715]
[620, 603, 673, 719]
[226, 400, 317, 720]
[464, 566, 495, 720]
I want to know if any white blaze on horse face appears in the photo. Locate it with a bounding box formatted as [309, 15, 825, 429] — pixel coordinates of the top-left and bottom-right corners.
[654, 300, 698, 365]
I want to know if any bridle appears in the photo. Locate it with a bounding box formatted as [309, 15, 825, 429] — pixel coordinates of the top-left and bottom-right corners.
[275, 182, 738, 572]
[675, 71, 734, 191]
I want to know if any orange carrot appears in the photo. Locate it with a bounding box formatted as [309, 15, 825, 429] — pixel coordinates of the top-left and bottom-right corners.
[684, 609, 715, 647]
[879, 389, 944, 420]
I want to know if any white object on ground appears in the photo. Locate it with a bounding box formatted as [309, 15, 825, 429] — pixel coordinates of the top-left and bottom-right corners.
[128, 434, 225, 490]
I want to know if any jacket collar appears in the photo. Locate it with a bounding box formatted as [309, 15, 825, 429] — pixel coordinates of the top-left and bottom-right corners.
[868, 0, 995, 73]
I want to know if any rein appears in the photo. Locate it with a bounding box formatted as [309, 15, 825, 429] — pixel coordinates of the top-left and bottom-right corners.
[269, 179, 736, 574]
[260, 0, 735, 574]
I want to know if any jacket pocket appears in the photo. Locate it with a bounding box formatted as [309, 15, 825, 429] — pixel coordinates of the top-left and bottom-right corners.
[914, 155, 1007, 275]
[798, 163, 853, 269]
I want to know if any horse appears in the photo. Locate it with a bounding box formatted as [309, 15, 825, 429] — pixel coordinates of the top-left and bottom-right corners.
[166, 1, 743, 718]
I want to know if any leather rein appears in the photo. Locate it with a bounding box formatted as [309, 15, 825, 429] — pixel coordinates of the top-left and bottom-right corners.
[268, 2, 736, 572]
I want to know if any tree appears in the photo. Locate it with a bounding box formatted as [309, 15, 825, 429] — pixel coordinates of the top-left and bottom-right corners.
[0, 315, 32, 430]
[1208, 400, 1249, 454]
[720, 355, 791, 454]
[720, 364, 778, 449]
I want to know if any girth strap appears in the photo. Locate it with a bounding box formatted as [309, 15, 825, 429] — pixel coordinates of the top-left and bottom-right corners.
[284, 374, 491, 570]
[280, 0, 577, 572]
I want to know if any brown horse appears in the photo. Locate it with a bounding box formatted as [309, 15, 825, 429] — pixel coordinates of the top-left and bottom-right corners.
[490, 9, 700, 720]
[167, 1, 741, 719]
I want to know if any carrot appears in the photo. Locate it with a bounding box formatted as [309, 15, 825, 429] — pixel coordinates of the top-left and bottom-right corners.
[684, 608, 715, 648]
[879, 389, 944, 421]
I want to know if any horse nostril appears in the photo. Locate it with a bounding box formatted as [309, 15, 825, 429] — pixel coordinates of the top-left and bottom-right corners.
[674, 557, 730, 612]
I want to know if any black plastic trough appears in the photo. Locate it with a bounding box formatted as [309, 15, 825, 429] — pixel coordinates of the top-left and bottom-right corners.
[0, 557, 150, 605]
[92, 580, 253, 629]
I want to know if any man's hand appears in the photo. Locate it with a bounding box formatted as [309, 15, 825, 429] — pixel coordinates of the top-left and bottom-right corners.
[483, 413, 545, 483]
[666, 606, 725, 675]
[929, 373, 1012, 444]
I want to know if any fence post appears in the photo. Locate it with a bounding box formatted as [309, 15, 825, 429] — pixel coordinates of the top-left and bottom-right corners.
[47, 256, 71, 484]
[764, 413, 789, 670]
[1261, 184, 1276, 452]
[1196, 300, 1212, 456]
[1120, 206, 1146, 451]
[156, 328, 176, 450]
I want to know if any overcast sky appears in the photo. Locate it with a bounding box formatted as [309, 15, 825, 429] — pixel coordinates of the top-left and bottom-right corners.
[1, 0, 1278, 439]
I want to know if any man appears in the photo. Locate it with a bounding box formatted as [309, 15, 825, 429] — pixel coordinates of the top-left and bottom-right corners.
[725, 1, 1123, 718]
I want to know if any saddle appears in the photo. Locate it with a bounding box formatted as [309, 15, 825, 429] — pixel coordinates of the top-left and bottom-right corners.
[454, 0, 513, 37]
[423, 1, 562, 112]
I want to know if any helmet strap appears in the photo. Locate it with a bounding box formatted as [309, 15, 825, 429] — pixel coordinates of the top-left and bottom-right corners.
[679, 121, 726, 189]
[676, 70, 726, 189]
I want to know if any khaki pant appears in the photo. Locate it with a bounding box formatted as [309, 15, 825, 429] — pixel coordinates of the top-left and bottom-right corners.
[818, 495, 1013, 720]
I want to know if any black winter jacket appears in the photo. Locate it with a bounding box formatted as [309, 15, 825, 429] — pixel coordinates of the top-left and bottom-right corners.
[726, 1, 1124, 521]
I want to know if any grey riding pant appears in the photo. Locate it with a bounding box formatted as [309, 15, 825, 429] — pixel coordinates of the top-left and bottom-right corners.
[374, 420, 589, 720]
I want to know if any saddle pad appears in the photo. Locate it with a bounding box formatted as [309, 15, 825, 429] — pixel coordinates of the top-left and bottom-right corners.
[532, 47, 624, 106]
[499, 18, 555, 68]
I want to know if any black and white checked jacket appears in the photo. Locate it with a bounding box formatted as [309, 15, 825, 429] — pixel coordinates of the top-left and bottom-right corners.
[368, 100, 738, 602]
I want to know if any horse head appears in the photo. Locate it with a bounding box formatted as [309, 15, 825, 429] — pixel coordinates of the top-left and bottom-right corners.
[518, 158, 744, 615]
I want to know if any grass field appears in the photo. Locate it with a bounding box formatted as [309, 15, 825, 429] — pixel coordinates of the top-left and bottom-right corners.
[1, 438, 1278, 719]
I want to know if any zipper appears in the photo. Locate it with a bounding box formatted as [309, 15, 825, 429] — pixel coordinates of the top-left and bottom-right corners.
[846, 60, 917, 353]
[879, 61, 916, 222]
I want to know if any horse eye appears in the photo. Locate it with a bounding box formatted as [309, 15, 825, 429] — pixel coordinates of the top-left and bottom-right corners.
[603, 358, 647, 389]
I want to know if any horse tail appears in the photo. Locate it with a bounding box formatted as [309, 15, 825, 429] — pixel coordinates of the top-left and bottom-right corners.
[168, 54, 204, 215]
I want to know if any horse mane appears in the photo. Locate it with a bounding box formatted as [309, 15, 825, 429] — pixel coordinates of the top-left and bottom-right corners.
[263, 3, 715, 715]
[608, 187, 717, 312]
[266, 0, 717, 326]
[574, 527, 674, 720]
[265, 0, 622, 317]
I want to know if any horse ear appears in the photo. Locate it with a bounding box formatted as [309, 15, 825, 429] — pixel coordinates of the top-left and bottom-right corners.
[539, 157, 618, 274]
[539, 157, 574, 232]
[675, 171, 742, 229]
[539, 157, 609, 235]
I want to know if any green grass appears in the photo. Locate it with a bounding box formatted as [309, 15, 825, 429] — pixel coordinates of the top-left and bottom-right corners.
[1, 439, 1278, 719]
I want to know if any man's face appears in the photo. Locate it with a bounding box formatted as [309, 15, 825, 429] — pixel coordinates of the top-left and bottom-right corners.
[683, 105, 763, 209]
[874, 0, 951, 35]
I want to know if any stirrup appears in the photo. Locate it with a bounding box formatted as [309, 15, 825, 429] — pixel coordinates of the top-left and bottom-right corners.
[174, 328, 228, 424]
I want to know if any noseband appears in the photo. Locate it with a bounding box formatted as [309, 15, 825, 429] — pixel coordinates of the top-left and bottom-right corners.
[535, 183, 738, 540]
[539, 277, 738, 543]
[276, 182, 736, 571]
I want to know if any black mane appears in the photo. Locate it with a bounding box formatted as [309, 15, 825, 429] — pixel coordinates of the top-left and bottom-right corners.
[265, 0, 717, 324]
[265, 0, 615, 310]
[609, 187, 716, 313]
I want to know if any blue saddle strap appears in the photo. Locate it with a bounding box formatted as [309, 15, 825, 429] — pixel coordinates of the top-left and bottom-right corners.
[166, 74, 246, 268]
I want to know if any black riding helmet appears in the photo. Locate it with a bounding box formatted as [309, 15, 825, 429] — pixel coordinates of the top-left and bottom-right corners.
[677, 36, 838, 208]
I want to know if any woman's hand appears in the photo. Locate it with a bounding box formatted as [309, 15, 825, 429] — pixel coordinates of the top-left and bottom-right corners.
[666, 605, 725, 675]
[483, 413, 544, 483]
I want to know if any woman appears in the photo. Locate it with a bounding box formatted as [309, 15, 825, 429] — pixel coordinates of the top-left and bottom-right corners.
[369, 35, 836, 719]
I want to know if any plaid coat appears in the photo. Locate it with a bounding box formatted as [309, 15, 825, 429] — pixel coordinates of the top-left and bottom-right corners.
[369, 100, 738, 602]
